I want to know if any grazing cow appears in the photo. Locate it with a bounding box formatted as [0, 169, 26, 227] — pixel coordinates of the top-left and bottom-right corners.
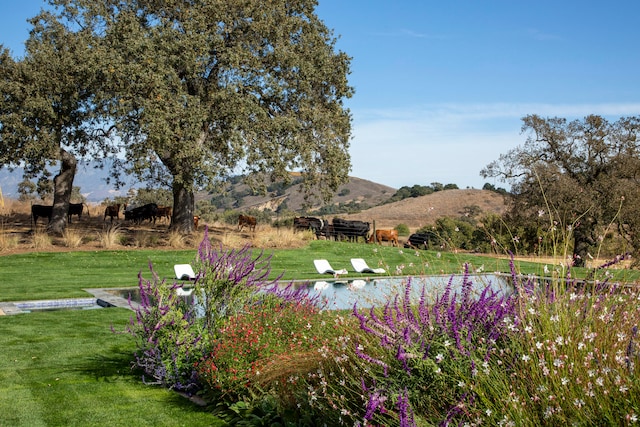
[104, 203, 123, 221]
[193, 215, 200, 230]
[331, 218, 371, 242]
[319, 223, 335, 240]
[67, 203, 87, 223]
[31, 204, 53, 226]
[238, 214, 256, 232]
[405, 232, 433, 250]
[293, 216, 324, 239]
[368, 229, 399, 246]
[31, 203, 87, 226]
[154, 206, 173, 224]
[124, 203, 158, 224]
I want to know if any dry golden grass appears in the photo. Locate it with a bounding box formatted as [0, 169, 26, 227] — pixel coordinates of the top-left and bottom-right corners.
[1, 199, 33, 216]
[250, 225, 312, 248]
[217, 230, 248, 248]
[0, 231, 19, 252]
[343, 189, 507, 231]
[30, 229, 52, 249]
[62, 228, 84, 248]
[98, 224, 123, 249]
[131, 230, 161, 248]
[0, 217, 17, 252]
[166, 231, 186, 249]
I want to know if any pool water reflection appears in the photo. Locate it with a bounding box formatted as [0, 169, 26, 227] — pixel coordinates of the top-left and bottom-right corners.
[301, 274, 511, 310]
[107, 274, 512, 312]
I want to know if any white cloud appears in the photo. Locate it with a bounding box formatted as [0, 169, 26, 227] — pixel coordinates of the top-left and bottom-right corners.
[348, 102, 640, 189]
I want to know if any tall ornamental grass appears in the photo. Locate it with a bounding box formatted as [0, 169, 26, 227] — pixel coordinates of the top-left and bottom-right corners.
[487, 273, 640, 425]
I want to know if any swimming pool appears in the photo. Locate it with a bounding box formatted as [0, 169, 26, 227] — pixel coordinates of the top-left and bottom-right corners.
[101, 273, 512, 311]
[303, 273, 511, 310]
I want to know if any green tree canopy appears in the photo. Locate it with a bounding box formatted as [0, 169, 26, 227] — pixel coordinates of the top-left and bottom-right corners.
[481, 114, 640, 266]
[0, 8, 114, 233]
[54, 0, 353, 231]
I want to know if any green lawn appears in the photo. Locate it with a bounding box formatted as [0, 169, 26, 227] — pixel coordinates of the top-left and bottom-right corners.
[0, 308, 222, 426]
[2, 240, 637, 303]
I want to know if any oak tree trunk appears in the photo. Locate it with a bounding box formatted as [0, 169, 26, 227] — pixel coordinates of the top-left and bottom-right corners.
[170, 180, 194, 232]
[573, 218, 596, 268]
[47, 148, 77, 234]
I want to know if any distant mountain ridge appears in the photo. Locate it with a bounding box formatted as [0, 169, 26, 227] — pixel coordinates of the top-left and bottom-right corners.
[0, 160, 141, 202]
[0, 162, 397, 208]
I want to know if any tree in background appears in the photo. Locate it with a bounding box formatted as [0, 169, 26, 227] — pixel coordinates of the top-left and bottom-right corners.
[481, 114, 640, 266]
[54, 0, 353, 232]
[17, 179, 37, 202]
[0, 10, 114, 233]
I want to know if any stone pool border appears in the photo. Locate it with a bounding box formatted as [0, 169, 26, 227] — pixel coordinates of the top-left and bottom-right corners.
[0, 287, 139, 315]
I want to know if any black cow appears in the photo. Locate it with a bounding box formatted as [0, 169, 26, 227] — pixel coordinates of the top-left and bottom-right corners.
[31, 203, 88, 226]
[67, 203, 87, 223]
[405, 232, 433, 250]
[31, 204, 53, 226]
[293, 216, 324, 239]
[124, 203, 159, 224]
[331, 218, 371, 242]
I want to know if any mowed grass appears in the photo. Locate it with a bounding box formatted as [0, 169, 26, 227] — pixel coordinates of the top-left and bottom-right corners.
[0, 308, 221, 426]
[2, 240, 639, 302]
[0, 249, 197, 301]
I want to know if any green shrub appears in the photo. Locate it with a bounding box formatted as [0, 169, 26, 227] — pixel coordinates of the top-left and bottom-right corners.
[394, 223, 410, 236]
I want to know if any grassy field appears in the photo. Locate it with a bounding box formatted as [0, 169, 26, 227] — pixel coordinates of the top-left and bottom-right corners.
[0, 308, 223, 426]
[2, 239, 639, 303]
[2, 239, 639, 426]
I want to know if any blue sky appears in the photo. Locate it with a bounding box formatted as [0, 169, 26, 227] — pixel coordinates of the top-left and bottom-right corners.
[3, 1, 640, 190]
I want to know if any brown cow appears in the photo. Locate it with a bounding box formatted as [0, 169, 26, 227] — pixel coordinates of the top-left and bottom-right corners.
[154, 206, 173, 223]
[238, 214, 256, 232]
[368, 229, 399, 247]
[104, 203, 123, 221]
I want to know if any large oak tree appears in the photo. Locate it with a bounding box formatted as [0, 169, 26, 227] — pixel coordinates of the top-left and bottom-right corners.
[53, 0, 353, 231]
[0, 10, 113, 233]
[482, 114, 640, 267]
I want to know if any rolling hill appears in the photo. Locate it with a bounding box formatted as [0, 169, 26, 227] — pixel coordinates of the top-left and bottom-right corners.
[341, 189, 508, 231]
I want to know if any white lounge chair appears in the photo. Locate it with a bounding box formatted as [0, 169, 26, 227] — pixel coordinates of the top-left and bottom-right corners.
[313, 259, 348, 275]
[174, 264, 196, 281]
[351, 258, 386, 274]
